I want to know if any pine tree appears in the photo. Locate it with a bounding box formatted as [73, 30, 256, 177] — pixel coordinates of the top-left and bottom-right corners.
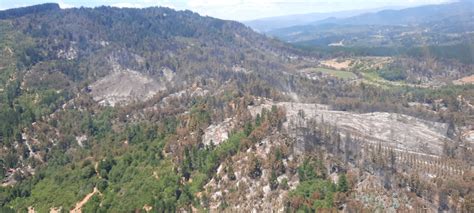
[269, 170, 278, 190]
[255, 114, 261, 127]
[337, 173, 348, 192]
[227, 164, 236, 181]
[244, 122, 253, 136]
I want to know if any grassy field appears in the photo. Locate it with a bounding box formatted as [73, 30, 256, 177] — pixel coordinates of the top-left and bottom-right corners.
[360, 70, 425, 89]
[310, 67, 357, 80]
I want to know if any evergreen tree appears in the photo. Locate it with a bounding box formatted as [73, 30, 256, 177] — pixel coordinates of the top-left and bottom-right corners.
[337, 173, 348, 192]
[227, 164, 236, 181]
[255, 114, 261, 127]
[269, 170, 278, 190]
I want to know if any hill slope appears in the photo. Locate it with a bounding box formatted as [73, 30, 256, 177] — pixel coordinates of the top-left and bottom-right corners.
[1, 3, 299, 104]
[0, 3, 473, 213]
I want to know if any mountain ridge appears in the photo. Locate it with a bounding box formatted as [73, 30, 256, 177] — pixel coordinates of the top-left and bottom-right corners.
[0, 3, 60, 19]
[310, 1, 473, 26]
[243, 7, 399, 32]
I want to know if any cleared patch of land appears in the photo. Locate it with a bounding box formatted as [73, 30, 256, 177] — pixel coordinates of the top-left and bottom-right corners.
[321, 57, 392, 71]
[303, 67, 357, 80]
[320, 59, 352, 70]
[454, 74, 474, 85]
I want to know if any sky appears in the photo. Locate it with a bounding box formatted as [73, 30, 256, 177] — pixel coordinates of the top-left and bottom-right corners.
[0, 0, 455, 21]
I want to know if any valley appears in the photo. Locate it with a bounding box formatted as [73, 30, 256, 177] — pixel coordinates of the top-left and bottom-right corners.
[0, 2, 472, 212]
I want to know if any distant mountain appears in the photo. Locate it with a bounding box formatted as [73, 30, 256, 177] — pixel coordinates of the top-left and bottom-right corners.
[243, 7, 402, 33]
[312, 1, 474, 26]
[266, 1, 474, 49]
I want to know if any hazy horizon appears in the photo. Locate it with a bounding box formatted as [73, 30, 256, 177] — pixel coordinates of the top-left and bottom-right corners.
[0, 0, 456, 21]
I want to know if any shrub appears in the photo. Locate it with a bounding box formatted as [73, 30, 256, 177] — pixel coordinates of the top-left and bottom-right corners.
[378, 69, 407, 81]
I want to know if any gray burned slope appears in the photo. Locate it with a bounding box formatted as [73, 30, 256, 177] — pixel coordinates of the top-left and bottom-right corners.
[90, 69, 165, 106]
[89, 55, 176, 106]
[249, 100, 451, 155]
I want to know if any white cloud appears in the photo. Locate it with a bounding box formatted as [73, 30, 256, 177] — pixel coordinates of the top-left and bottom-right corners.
[58, 1, 74, 9]
[186, 0, 282, 19]
[110, 0, 187, 9]
[188, 0, 241, 8]
[111, 2, 146, 8]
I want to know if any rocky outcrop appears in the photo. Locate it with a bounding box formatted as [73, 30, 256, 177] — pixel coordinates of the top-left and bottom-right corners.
[249, 100, 452, 155]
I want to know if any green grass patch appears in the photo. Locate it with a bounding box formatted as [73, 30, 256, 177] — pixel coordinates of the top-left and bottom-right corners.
[361, 70, 412, 89]
[309, 67, 357, 80]
[362, 70, 383, 81]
